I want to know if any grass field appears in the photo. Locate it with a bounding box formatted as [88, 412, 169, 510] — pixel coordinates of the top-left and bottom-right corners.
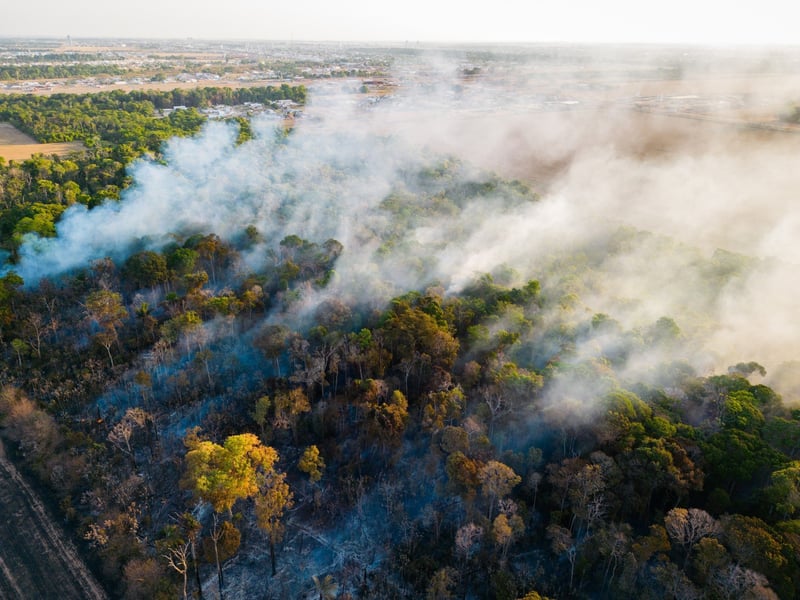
[0, 123, 85, 161]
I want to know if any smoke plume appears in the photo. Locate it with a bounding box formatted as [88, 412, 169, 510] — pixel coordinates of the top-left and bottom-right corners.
[12, 47, 800, 398]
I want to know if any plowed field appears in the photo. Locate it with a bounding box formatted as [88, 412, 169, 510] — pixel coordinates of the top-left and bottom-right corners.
[0, 442, 107, 600]
[0, 123, 84, 161]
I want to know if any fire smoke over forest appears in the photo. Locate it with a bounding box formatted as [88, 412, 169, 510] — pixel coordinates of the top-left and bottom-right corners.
[4, 45, 800, 599]
[14, 54, 800, 392]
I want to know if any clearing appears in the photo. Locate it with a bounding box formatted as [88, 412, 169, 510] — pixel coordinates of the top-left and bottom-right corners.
[0, 123, 85, 161]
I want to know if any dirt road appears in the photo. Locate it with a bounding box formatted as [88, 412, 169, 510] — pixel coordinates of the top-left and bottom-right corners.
[0, 442, 107, 600]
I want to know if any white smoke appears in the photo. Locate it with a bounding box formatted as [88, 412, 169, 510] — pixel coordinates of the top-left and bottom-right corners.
[11, 49, 800, 395]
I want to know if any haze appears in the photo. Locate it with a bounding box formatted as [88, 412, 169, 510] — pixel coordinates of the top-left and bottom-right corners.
[3, 0, 796, 44]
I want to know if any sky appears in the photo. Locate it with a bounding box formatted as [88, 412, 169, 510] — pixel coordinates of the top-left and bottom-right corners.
[2, 0, 797, 45]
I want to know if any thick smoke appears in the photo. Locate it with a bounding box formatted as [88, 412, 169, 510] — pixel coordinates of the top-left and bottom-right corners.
[12, 47, 800, 398]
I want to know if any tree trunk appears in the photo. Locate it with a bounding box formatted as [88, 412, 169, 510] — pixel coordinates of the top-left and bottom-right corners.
[216, 548, 224, 599]
[270, 537, 277, 577]
[212, 529, 224, 600]
[191, 540, 203, 600]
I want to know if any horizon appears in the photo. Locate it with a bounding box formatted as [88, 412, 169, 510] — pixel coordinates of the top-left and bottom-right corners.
[2, 1, 794, 47]
[3, 36, 800, 50]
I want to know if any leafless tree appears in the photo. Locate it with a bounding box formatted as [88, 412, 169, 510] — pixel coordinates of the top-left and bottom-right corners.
[163, 542, 190, 600]
[454, 522, 483, 568]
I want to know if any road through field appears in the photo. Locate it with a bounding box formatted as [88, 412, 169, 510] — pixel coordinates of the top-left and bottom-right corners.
[0, 441, 107, 600]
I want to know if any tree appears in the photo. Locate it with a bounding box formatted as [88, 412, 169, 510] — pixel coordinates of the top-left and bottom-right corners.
[366, 389, 409, 449]
[493, 512, 524, 562]
[160, 311, 203, 355]
[426, 568, 457, 600]
[381, 296, 460, 375]
[193, 233, 235, 285]
[255, 466, 294, 576]
[22, 312, 45, 359]
[422, 387, 464, 432]
[763, 462, 800, 519]
[479, 461, 521, 519]
[0, 272, 23, 334]
[692, 537, 730, 586]
[85, 289, 128, 367]
[202, 515, 240, 599]
[440, 425, 469, 454]
[123, 250, 168, 290]
[710, 563, 773, 600]
[650, 560, 701, 600]
[177, 512, 203, 600]
[274, 388, 310, 444]
[547, 524, 577, 591]
[162, 540, 190, 599]
[719, 514, 787, 582]
[10, 337, 27, 366]
[253, 325, 290, 370]
[298, 445, 325, 484]
[664, 507, 718, 567]
[703, 429, 785, 496]
[722, 390, 765, 433]
[251, 395, 271, 440]
[167, 247, 199, 278]
[516, 591, 553, 600]
[181, 432, 279, 514]
[122, 557, 165, 600]
[454, 522, 483, 567]
[107, 407, 151, 466]
[312, 574, 338, 600]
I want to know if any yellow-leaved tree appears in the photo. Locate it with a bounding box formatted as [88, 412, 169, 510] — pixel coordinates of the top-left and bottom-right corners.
[182, 431, 278, 514]
[181, 431, 292, 588]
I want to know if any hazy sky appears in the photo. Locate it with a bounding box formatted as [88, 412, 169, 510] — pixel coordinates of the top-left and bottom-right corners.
[2, 1, 796, 44]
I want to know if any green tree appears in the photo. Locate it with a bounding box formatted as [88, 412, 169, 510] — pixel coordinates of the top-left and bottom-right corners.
[762, 462, 800, 519]
[722, 390, 765, 433]
[251, 396, 271, 439]
[123, 250, 168, 290]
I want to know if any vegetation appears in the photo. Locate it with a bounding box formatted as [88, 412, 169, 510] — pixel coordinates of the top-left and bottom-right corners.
[0, 86, 305, 144]
[0, 84, 798, 600]
[0, 86, 305, 258]
[0, 64, 128, 80]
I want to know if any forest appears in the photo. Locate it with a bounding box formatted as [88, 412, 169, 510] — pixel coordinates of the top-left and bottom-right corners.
[0, 64, 131, 80]
[0, 82, 799, 600]
[0, 86, 306, 259]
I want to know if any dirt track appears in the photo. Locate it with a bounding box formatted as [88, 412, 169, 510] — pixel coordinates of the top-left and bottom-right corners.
[0, 442, 107, 600]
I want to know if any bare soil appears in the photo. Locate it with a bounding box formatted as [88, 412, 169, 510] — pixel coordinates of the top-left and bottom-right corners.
[0, 441, 107, 600]
[0, 123, 86, 161]
[0, 123, 37, 145]
[23, 78, 309, 97]
[0, 142, 86, 161]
